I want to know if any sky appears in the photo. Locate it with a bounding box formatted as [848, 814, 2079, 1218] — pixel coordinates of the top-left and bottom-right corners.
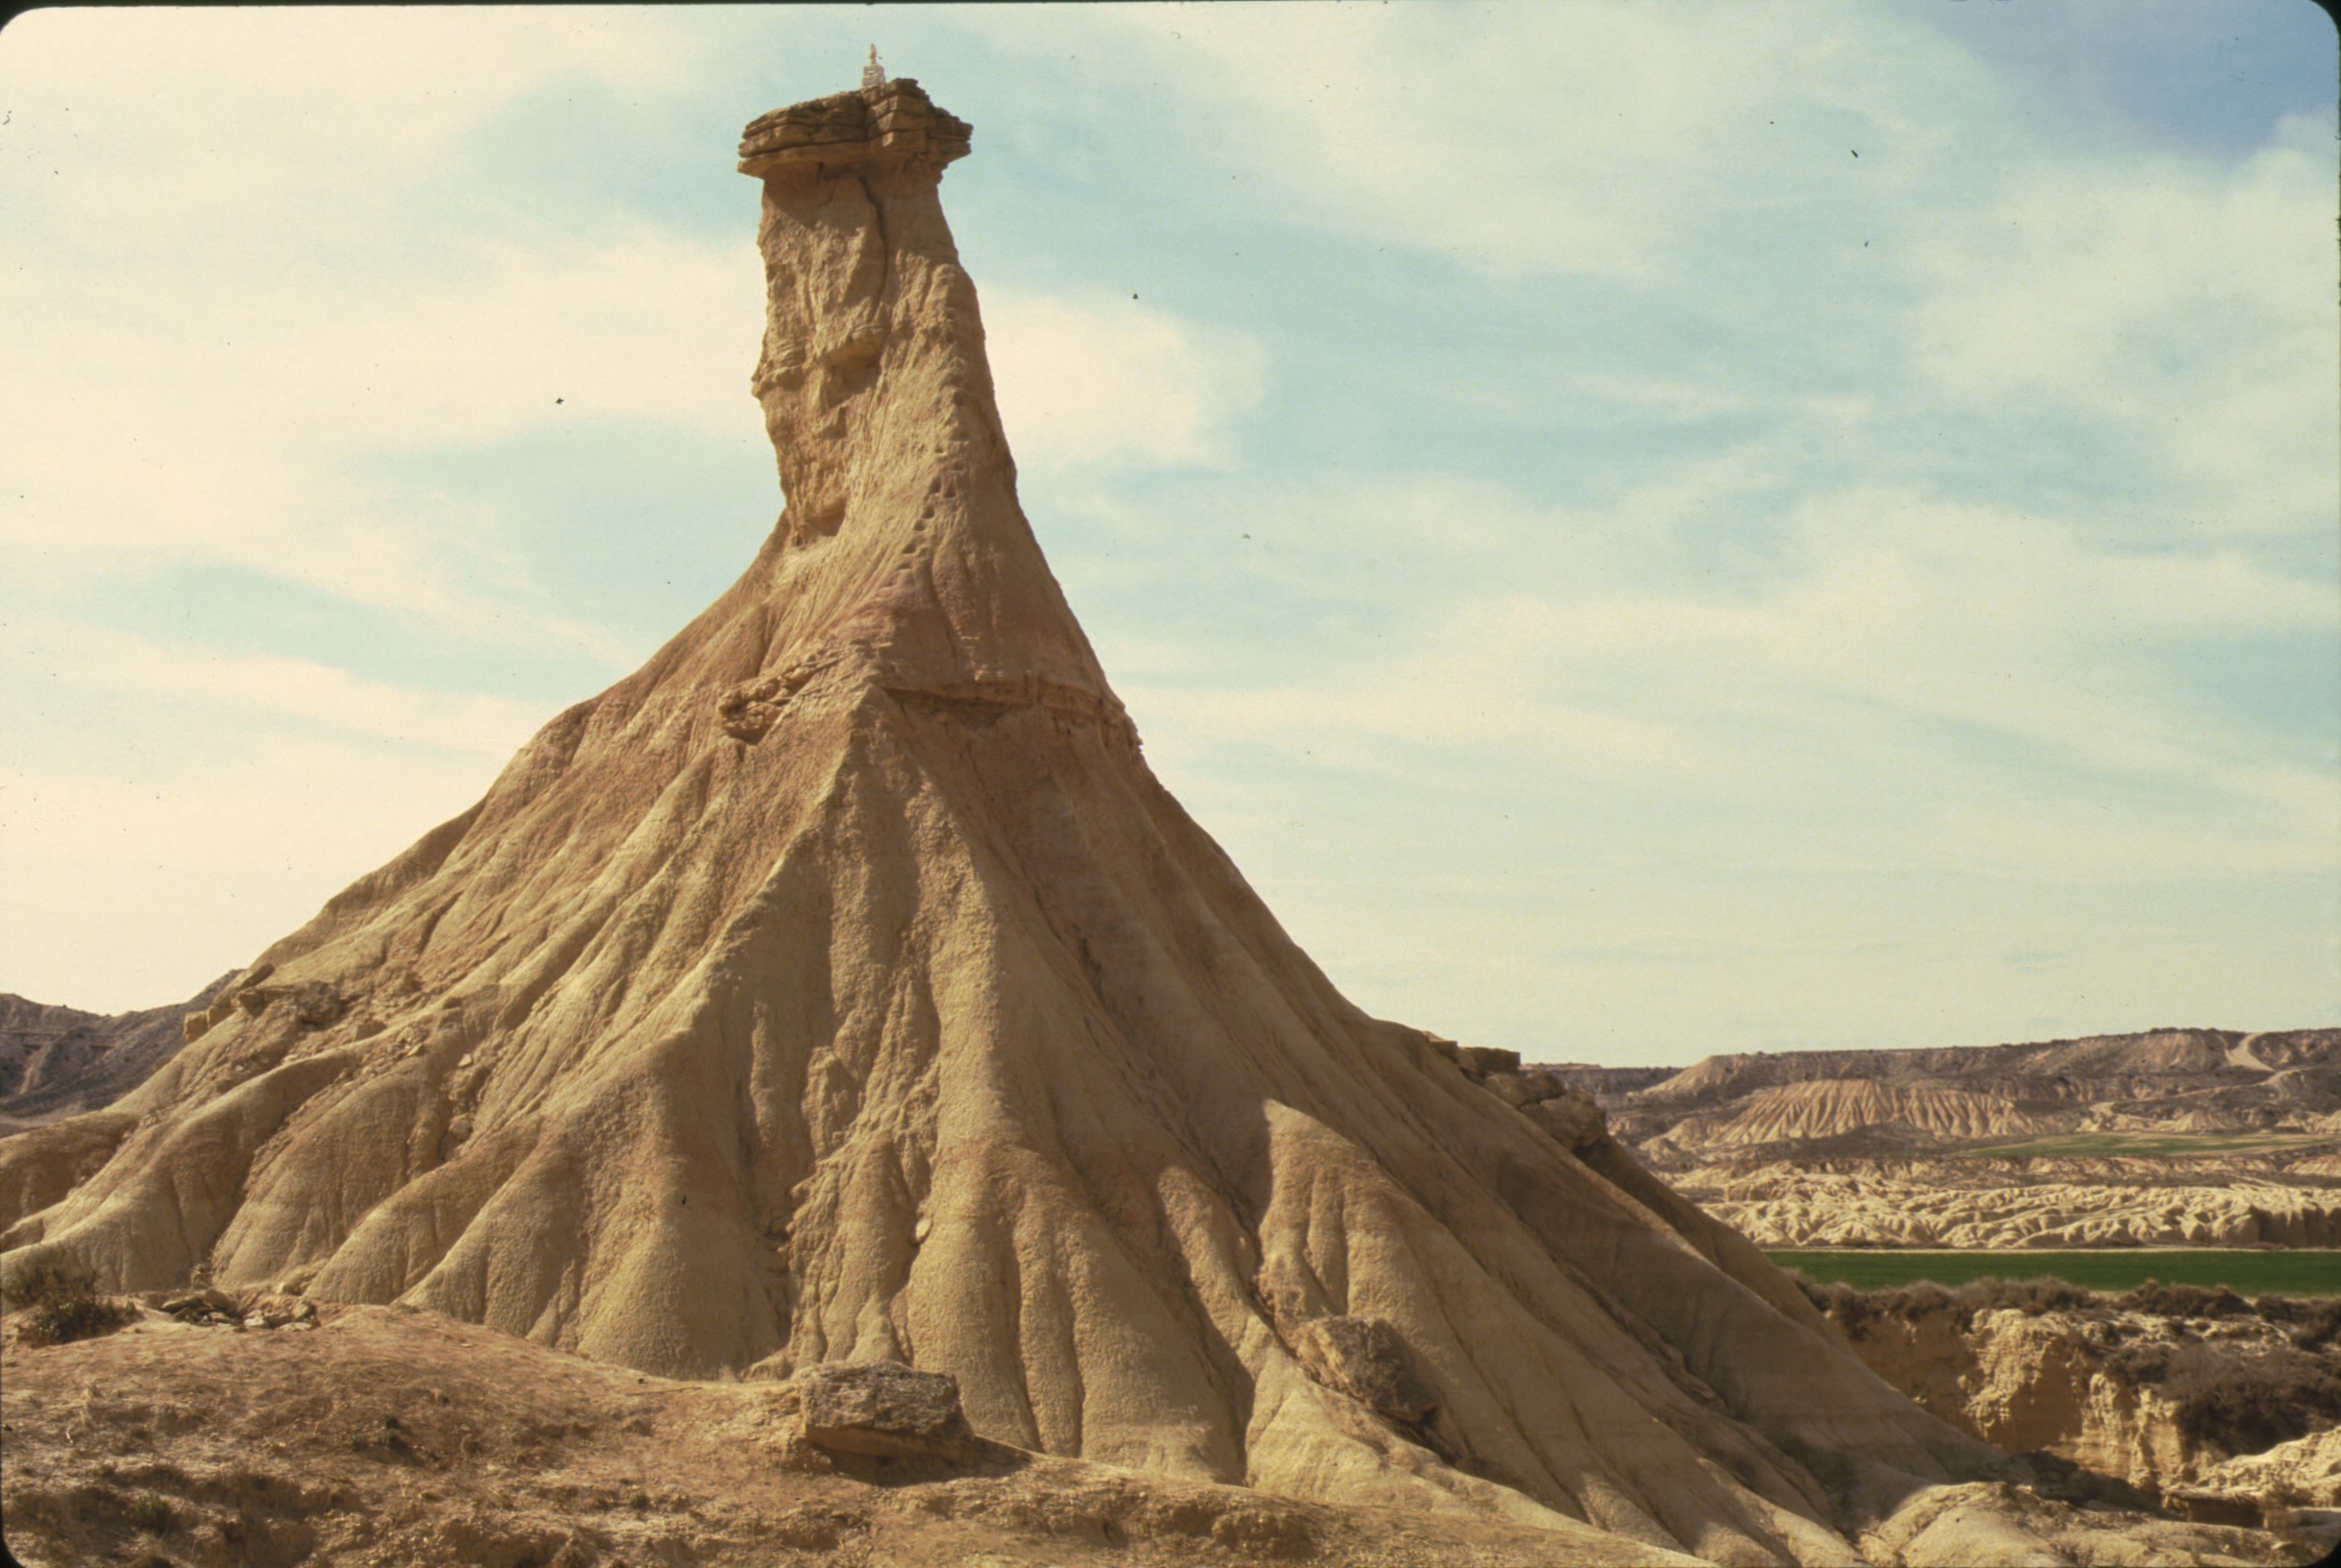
[1, 2, 2335, 1067]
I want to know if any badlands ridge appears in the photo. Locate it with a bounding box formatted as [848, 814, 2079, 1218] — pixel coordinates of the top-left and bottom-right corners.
[1551, 1027, 2341, 1250]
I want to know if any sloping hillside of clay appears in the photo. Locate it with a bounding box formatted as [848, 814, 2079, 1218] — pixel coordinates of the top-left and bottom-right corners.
[1608, 1028, 2341, 1162]
[1651, 1081, 2054, 1154]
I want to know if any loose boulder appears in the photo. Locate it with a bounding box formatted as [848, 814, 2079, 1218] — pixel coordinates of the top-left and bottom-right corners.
[799, 1360, 976, 1461]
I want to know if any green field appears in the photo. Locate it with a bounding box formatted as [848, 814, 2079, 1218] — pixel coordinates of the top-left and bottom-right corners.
[1956, 1131, 2332, 1160]
[1769, 1248, 2341, 1297]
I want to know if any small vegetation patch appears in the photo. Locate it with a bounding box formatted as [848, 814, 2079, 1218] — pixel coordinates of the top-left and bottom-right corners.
[6, 1263, 135, 1346]
[1791, 1275, 2098, 1338]
[2107, 1339, 2341, 1456]
[2254, 1293, 2341, 1351]
[126, 1493, 177, 1534]
[1768, 1247, 2341, 1298]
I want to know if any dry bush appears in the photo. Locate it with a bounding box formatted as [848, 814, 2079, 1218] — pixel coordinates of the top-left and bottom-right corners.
[6, 1263, 133, 1347]
[1789, 1275, 1963, 1339]
[2252, 1294, 2341, 1352]
[1789, 1274, 1880, 1337]
[2115, 1282, 2251, 1320]
[2106, 1339, 2341, 1457]
[125, 1493, 177, 1534]
[1948, 1277, 2098, 1320]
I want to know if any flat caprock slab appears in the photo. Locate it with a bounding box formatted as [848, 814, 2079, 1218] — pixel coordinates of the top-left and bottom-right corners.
[738, 79, 972, 177]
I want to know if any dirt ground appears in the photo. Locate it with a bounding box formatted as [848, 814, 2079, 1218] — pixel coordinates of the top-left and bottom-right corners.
[0, 1300, 1702, 1568]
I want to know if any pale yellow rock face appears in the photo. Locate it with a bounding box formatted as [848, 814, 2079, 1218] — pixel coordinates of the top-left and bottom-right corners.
[1843, 1309, 2198, 1491]
[1815, 1290, 2339, 1551]
[0, 78, 2238, 1564]
[2197, 1426, 2341, 1511]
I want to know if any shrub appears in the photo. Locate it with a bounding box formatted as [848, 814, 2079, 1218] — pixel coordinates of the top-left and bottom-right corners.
[1793, 1275, 1982, 1339]
[126, 1494, 176, 1534]
[2117, 1281, 2249, 1320]
[2105, 1339, 2341, 1457]
[1789, 1274, 1887, 1338]
[1950, 1276, 2098, 1320]
[1873, 1280, 1957, 1321]
[7, 1263, 133, 1347]
[2253, 1294, 2341, 1352]
[2164, 1343, 2341, 1456]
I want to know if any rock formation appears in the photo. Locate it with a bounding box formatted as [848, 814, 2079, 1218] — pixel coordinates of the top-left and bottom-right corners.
[1798, 1275, 2341, 1545]
[1579, 1028, 2341, 1164]
[2, 1295, 2306, 1568]
[1678, 1157, 2341, 1250]
[1548, 1027, 2341, 1251]
[0, 78, 2279, 1562]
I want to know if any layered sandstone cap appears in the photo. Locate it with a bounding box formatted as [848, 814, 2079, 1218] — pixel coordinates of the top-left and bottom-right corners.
[0, 79, 2028, 1562]
[737, 77, 972, 176]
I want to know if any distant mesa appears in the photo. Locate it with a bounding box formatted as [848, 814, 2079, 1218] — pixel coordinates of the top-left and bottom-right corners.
[1554, 1025, 2341, 1250]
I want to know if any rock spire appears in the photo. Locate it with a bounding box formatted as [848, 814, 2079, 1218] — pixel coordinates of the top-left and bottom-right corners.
[0, 80, 2030, 1563]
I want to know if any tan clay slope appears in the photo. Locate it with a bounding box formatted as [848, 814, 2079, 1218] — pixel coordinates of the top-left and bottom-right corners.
[0, 80, 2013, 1562]
[1600, 1027, 2341, 1167]
[1659, 1082, 2051, 1152]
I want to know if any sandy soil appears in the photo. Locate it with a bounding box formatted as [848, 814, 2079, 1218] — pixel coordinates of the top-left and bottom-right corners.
[5, 1299, 2314, 1568]
[0, 1301, 1724, 1568]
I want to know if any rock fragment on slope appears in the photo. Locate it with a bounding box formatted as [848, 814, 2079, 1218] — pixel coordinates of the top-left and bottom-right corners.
[797, 1359, 977, 1460]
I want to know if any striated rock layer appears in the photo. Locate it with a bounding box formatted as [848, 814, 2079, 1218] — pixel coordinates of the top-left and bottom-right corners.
[1800, 1280, 2341, 1544]
[1, 78, 2087, 1562]
[1555, 1026, 2341, 1254]
[1589, 1028, 2341, 1166]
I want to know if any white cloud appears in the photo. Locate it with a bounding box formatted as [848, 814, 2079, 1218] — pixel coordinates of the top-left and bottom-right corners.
[0, 736, 513, 1013]
[0, 617, 555, 1012]
[0, 4, 769, 642]
[1042, 1, 1990, 281]
[1122, 472, 2339, 883]
[5, 620, 554, 759]
[0, 8, 695, 210]
[1905, 129, 2338, 531]
[1037, 1, 2336, 541]
[0, 226, 766, 626]
[983, 292, 1265, 469]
